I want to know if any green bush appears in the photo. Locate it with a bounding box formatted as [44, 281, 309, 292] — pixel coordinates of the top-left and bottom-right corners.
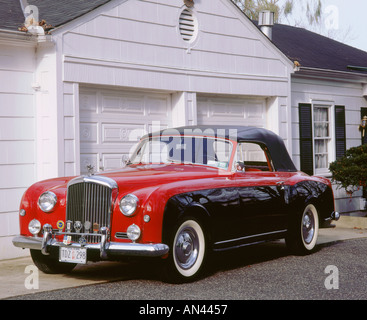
[329, 144, 367, 194]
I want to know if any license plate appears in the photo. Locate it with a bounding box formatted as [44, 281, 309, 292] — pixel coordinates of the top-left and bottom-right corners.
[59, 247, 87, 264]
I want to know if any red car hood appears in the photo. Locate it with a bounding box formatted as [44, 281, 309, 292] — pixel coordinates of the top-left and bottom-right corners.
[97, 164, 228, 189]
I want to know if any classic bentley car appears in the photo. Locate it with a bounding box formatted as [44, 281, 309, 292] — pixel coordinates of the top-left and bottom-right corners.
[13, 126, 340, 283]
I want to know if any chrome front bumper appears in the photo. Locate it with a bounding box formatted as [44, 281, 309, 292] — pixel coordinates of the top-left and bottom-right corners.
[13, 233, 169, 260]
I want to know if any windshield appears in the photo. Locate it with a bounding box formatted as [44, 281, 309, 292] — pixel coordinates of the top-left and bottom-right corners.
[130, 136, 233, 169]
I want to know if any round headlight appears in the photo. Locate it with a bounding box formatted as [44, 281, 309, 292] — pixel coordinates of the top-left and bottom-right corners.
[119, 194, 139, 216]
[28, 219, 41, 235]
[127, 224, 141, 241]
[38, 191, 57, 213]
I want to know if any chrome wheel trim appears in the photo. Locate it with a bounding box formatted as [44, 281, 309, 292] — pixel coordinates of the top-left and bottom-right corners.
[301, 204, 319, 250]
[302, 210, 315, 244]
[175, 228, 199, 270]
[173, 220, 205, 277]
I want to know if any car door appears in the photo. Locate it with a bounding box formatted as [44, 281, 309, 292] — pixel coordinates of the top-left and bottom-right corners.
[233, 142, 288, 238]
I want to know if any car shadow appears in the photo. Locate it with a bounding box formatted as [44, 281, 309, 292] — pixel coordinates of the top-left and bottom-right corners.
[63, 240, 333, 283]
[207, 240, 289, 274]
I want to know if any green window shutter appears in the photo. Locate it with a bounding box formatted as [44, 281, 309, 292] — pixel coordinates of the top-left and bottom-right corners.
[335, 106, 346, 159]
[299, 103, 314, 175]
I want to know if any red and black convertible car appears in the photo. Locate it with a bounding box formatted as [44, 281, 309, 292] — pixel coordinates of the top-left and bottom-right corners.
[13, 126, 339, 282]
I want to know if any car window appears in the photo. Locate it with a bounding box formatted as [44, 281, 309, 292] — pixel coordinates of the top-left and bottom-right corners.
[130, 136, 232, 169]
[234, 142, 272, 172]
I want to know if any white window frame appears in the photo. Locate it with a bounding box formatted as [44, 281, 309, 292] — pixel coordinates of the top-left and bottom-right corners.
[311, 102, 336, 176]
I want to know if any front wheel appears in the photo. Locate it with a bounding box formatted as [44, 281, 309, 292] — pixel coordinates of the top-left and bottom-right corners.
[286, 204, 319, 255]
[162, 218, 207, 283]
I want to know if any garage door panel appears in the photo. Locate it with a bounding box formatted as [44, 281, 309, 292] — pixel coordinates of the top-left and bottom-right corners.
[102, 153, 130, 171]
[101, 93, 145, 115]
[197, 96, 266, 127]
[146, 96, 170, 117]
[80, 88, 171, 174]
[101, 123, 145, 144]
[80, 92, 97, 113]
[80, 122, 98, 143]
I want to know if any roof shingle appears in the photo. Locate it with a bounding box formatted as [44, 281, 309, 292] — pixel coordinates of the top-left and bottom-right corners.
[271, 23, 367, 75]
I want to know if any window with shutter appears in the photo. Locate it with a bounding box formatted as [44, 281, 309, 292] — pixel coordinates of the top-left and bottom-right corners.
[298, 103, 346, 176]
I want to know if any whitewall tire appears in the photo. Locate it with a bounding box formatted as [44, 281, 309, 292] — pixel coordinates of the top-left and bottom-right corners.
[163, 217, 207, 283]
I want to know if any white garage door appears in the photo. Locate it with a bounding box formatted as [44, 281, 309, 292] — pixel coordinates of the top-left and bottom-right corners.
[197, 96, 266, 127]
[79, 88, 171, 174]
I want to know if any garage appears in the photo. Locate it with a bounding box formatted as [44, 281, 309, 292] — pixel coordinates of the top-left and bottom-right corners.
[79, 92, 267, 174]
[79, 88, 171, 174]
[197, 96, 266, 127]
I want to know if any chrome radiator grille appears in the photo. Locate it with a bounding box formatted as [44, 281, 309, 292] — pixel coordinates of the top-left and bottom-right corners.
[66, 180, 113, 243]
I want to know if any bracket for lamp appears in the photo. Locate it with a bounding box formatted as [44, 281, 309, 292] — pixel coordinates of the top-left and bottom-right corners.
[184, 0, 194, 8]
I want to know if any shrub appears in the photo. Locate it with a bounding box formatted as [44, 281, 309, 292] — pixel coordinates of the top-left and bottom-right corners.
[329, 144, 367, 195]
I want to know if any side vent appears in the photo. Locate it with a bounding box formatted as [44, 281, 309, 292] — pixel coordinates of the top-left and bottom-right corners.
[179, 8, 198, 43]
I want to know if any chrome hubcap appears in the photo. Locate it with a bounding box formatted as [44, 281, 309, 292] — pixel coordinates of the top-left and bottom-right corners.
[302, 210, 315, 244]
[175, 228, 199, 270]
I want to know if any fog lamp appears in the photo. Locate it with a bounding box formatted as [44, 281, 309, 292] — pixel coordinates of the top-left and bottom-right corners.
[127, 224, 141, 242]
[28, 219, 41, 235]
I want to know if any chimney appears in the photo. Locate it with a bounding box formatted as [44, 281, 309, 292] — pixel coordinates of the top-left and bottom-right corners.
[258, 11, 274, 40]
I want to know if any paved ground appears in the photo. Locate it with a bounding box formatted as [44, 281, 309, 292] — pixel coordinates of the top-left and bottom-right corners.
[1, 215, 367, 300]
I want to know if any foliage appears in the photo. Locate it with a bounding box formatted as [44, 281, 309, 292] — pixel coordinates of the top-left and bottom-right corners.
[329, 144, 367, 194]
[232, 0, 322, 25]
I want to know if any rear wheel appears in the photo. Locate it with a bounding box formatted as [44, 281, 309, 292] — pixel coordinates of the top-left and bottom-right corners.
[163, 218, 207, 283]
[30, 249, 77, 274]
[286, 204, 319, 255]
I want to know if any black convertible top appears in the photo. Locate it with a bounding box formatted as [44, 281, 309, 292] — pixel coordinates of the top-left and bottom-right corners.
[146, 126, 297, 172]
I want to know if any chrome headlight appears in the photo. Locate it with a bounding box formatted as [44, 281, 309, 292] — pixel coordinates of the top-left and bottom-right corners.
[28, 219, 41, 235]
[119, 194, 139, 216]
[38, 191, 57, 213]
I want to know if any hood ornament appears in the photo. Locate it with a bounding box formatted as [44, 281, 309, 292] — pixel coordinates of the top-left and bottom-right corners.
[86, 164, 95, 176]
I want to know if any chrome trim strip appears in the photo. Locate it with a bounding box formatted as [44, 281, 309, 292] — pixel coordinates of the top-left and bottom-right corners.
[13, 236, 43, 250]
[41, 224, 53, 255]
[214, 229, 288, 246]
[115, 232, 128, 239]
[12, 235, 169, 258]
[67, 175, 118, 189]
[324, 211, 340, 222]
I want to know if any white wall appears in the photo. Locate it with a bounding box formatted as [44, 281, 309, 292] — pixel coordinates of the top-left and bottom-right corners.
[291, 75, 367, 212]
[0, 40, 36, 259]
[57, 0, 292, 93]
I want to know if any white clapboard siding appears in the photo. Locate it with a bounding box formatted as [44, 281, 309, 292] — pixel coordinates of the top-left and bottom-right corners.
[61, 0, 292, 95]
[0, 44, 36, 259]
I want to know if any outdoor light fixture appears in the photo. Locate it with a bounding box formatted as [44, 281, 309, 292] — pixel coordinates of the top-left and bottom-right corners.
[360, 116, 367, 138]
